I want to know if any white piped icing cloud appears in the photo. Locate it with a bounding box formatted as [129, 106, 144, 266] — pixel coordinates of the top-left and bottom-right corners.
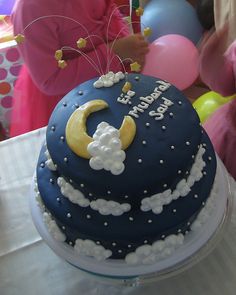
[45, 149, 57, 171]
[74, 239, 112, 261]
[57, 177, 90, 207]
[43, 212, 66, 242]
[141, 145, 206, 214]
[90, 199, 131, 216]
[57, 177, 131, 216]
[88, 122, 126, 175]
[34, 164, 220, 264]
[191, 174, 218, 230]
[93, 71, 125, 88]
[125, 234, 184, 265]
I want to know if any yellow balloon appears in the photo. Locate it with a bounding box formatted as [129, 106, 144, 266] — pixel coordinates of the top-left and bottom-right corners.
[193, 91, 236, 123]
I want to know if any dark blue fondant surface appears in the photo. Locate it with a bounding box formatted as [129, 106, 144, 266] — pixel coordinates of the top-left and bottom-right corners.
[36, 74, 217, 259]
[46, 74, 202, 203]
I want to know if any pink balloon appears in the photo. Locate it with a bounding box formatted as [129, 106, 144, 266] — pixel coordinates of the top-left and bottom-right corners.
[142, 34, 199, 90]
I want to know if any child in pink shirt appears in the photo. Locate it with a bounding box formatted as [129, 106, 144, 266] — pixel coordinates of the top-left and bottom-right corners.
[10, 0, 149, 136]
[199, 1, 236, 179]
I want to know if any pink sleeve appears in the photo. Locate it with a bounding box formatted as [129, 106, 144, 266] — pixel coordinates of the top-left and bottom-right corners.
[200, 42, 236, 97]
[12, 1, 126, 96]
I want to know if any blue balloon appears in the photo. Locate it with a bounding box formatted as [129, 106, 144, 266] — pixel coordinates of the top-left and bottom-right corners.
[0, 0, 16, 15]
[141, 0, 203, 45]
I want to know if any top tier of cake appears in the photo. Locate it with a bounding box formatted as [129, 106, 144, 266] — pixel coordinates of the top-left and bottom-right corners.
[46, 73, 202, 205]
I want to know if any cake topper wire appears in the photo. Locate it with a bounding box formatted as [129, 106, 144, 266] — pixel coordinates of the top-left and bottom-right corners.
[14, 4, 149, 84]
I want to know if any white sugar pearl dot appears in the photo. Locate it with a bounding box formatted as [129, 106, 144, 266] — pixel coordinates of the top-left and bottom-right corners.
[208, 156, 212, 161]
[146, 123, 150, 127]
[178, 101, 182, 105]
[80, 183, 84, 187]
[160, 160, 164, 164]
[148, 219, 152, 223]
[56, 197, 60, 202]
[162, 126, 166, 130]
[186, 141, 190, 145]
[129, 217, 134, 221]
[144, 190, 148, 194]
[138, 159, 142, 163]
[104, 222, 108, 226]
[128, 245, 132, 248]
[89, 193, 93, 197]
[64, 157, 68, 162]
[173, 209, 177, 213]
[60, 136, 65, 141]
[144, 240, 148, 244]
[169, 113, 173, 117]
[69, 241, 73, 245]
[163, 184, 167, 188]
[118, 250, 122, 253]
[50, 179, 54, 183]
[51, 126, 55, 131]
[142, 140, 147, 145]
[124, 195, 129, 199]
[78, 91, 83, 95]
[187, 222, 191, 226]
[178, 170, 182, 174]
[62, 226, 66, 230]
[86, 215, 91, 219]
[178, 229, 182, 233]
[112, 242, 116, 246]
[171, 145, 175, 150]
[67, 213, 71, 218]
[194, 194, 198, 199]
[161, 235, 165, 239]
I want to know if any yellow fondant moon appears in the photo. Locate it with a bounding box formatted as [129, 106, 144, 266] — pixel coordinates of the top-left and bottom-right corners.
[120, 116, 136, 150]
[65, 99, 136, 159]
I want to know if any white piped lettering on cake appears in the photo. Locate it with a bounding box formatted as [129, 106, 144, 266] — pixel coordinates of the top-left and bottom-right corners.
[149, 97, 174, 121]
[128, 81, 172, 119]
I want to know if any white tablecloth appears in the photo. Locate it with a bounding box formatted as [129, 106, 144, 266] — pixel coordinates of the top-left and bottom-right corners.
[0, 128, 236, 295]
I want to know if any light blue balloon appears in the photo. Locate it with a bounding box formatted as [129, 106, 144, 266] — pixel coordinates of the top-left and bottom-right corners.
[0, 0, 16, 15]
[141, 0, 203, 45]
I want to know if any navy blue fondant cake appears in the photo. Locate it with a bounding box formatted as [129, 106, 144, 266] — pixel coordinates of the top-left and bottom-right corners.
[35, 73, 217, 265]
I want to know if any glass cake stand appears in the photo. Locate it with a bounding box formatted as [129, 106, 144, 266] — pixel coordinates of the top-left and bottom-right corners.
[30, 158, 234, 286]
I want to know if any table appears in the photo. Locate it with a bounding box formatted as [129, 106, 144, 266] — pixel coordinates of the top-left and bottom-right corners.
[0, 128, 236, 295]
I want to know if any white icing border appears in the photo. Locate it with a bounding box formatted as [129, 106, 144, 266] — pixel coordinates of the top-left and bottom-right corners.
[34, 167, 219, 264]
[140, 145, 206, 214]
[45, 144, 206, 216]
[57, 177, 131, 216]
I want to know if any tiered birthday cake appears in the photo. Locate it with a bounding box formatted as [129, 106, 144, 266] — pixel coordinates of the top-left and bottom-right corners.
[35, 72, 217, 266]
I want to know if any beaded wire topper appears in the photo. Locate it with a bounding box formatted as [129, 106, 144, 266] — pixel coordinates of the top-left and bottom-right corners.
[13, 3, 152, 92]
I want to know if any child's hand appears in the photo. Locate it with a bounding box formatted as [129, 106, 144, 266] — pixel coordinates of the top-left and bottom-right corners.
[111, 34, 149, 69]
